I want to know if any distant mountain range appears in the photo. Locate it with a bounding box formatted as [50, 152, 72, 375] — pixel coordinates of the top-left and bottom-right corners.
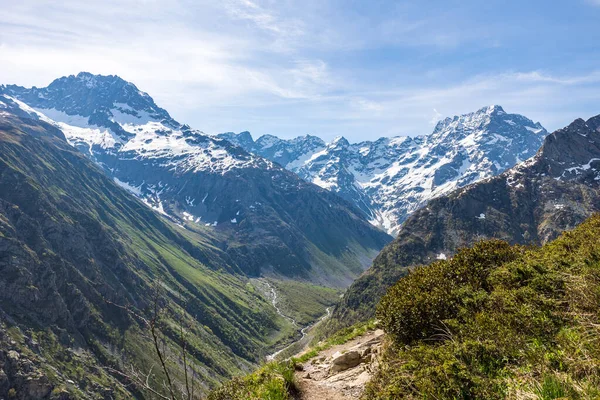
[219, 106, 547, 235]
[329, 112, 600, 329]
[1, 73, 391, 288]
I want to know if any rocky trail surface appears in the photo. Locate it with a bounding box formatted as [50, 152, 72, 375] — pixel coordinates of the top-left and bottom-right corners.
[294, 329, 384, 399]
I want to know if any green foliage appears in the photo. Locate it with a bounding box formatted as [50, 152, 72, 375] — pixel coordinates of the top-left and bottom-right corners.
[535, 375, 570, 400]
[378, 240, 519, 344]
[206, 361, 296, 400]
[366, 214, 600, 399]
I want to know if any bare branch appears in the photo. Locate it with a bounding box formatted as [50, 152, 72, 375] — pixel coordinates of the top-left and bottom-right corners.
[100, 365, 171, 400]
[102, 284, 202, 399]
[179, 310, 192, 400]
[150, 287, 176, 400]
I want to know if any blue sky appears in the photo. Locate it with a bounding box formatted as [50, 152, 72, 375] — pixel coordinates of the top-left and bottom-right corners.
[1, 0, 599, 142]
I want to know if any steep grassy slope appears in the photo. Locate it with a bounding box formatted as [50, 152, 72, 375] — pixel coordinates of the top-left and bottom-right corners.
[367, 214, 600, 399]
[329, 114, 600, 331]
[0, 110, 291, 398]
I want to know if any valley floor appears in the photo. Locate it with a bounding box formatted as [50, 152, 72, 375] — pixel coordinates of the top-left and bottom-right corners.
[250, 277, 341, 359]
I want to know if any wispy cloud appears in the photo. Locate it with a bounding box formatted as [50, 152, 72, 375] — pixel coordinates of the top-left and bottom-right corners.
[510, 71, 600, 85]
[1, 0, 599, 140]
[0, 1, 332, 105]
[223, 0, 306, 53]
[224, 0, 300, 35]
[429, 109, 443, 125]
[322, 70, 600, 139]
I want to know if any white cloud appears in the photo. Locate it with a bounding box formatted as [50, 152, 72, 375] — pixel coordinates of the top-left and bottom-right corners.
[224, 0, 300, 35]
[0, 1, 336, 112]
[429, 108, 443, 125]
[0, 0, 599, 142]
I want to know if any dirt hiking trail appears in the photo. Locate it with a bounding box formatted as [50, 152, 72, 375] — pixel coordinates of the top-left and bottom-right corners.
[293, 329, 384, 400]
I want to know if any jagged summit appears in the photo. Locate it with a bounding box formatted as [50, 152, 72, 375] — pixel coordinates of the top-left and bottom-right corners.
[587, 114, 600, 132]
[535, 114, 600, 180]
[66, 71, 126, 88]
[431, 105, 502, 133]
[237, 130, 253, 140]
[218, 130, 255, 148]
[431, 104, 543, 141]
[4, 72, 177, 141]
[8, 72, 168, 118]
[3, 73, 256, 169]
[228, 106, 548, 235]
[216, 132, 326, 170]
[483, 104, 505, 113]
[329, 136, 350, 148]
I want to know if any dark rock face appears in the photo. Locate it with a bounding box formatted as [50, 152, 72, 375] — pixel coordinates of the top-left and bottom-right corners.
[219, 106, 547, 235]
[330, 113, 600, 328]
[0, 346, 53, 400]
[3, 74, 391, 288]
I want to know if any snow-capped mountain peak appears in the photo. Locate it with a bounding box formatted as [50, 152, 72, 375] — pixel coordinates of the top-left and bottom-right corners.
[4, 73, 548, 238]
[19, 72, 170, 122]
[1, 73, 263, 174]
[223, 107, 548, 235]
[487, 104, 505, 113]
[330, 136, 350, 147]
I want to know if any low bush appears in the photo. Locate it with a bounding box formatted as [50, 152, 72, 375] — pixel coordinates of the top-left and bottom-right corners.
[206, 361, 296, 400]
[366, 214, 600, 399]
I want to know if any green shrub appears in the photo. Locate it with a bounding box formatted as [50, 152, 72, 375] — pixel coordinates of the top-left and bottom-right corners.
[377, 240, 519, 344]
[366, 214, 600, 399]
[206, 361, 296, 400]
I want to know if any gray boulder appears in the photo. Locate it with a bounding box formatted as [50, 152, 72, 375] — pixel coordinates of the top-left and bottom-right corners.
[330, 351, 362, 373]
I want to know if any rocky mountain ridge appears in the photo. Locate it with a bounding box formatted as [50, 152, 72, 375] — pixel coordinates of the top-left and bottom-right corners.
[219, 106, 547, 235]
